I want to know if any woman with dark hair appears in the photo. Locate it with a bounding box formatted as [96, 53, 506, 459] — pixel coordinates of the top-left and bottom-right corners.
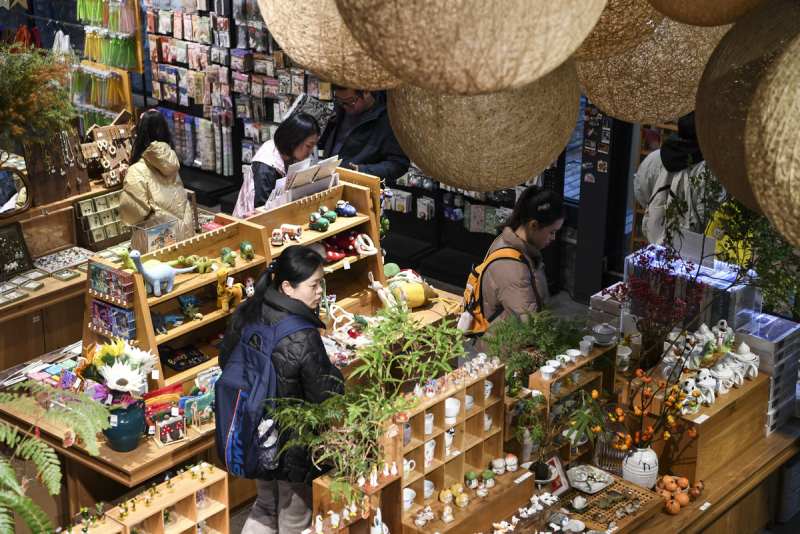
[233, 112, 321, 217]
[120, 109, 195, 241]
[220, 245, 343, 533]
[478, 185, 564, 326]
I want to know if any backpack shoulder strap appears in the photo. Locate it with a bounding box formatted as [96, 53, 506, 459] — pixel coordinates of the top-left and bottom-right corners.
[273, 315, 317, 342]
[482, 246, 525, 265]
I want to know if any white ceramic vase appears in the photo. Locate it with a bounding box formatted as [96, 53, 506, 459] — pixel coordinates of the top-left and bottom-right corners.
[622, 447, 659, 489]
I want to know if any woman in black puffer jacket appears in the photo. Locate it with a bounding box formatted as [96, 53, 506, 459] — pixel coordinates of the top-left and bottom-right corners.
[220, 245, 343, 533]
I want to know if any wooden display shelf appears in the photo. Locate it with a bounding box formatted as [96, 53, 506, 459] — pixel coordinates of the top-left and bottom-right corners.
[528, 344, 617, 407]
[0, 269, 88, 322]
[551, 369, 602, 402]
[162, 344, 220, 387]
[155, 308, 232, 345]
[322, 252, 373, 274]
[269, 214, 370, 258]
[147, 254, 265, 306]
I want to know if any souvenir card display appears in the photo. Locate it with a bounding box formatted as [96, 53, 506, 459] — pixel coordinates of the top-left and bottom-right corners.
[33, 246, 95, 274]
[90, 299, 136, 338]
[160, 345, 211, 372]
[88, 260, 134, 305]
[76, 190, 130, 247]
[0, 222, 34, 282]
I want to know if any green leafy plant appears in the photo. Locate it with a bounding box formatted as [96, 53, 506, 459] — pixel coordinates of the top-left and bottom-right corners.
[0, 381, 109, 532]
[566, 390, 606, 448]
[512, 395, 546, 445]
[273, 307, 458, 502]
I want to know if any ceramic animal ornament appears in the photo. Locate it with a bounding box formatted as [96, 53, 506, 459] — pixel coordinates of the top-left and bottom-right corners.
[220, 247, 237, 267]
[129, 250, 197, 296]
[696, 368, 717, 405]
[239, 240, 255, 260]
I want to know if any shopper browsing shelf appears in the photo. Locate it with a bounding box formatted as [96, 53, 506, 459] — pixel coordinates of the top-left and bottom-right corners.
[462, 186, 564, 335]
[318, 87, 409, 181]
[219, 246, 344, 533]
[233, 113, 321, 217]
[119, 109, 196, 241]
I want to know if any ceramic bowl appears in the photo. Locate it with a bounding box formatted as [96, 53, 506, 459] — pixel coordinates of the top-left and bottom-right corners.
[546, 359, 561, 369]
[540, 366, 556, 380]
[566, 349, 582, 361]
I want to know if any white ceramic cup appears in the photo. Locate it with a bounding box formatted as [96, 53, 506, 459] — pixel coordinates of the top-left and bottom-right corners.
[541, 365, 556, 380]
[484, 380, 493, 399]
[444, 429, 454, 453]
[424, 479, 435, 499]
[403, 488, 416, 510]
[424, 439, 436, 466]
[579, 340, 593, 356]
[403, 458, 416, 474]
[465, 394, 474, 411]
[444, 397, 460, 425]
[484, 413, 492, 432]
[583, 335, 596, 347]
[547, 359, 562, 369]
[424, 412, 434, 435]
[566, 349, 582, 362]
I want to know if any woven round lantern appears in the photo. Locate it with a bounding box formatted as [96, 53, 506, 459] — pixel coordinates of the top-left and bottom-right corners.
[387, 62, 580, 191]
[746, 34, 800, 246]
[577, 18, 729, 124]
[335, 0, 605, 95]
[696, 0, 800, 213]
[575, 0, 664, 61]
[256, 0, 399, 90]
[648, 0, 765, 27]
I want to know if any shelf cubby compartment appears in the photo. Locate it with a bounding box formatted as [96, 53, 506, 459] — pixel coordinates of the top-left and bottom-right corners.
[483, 431, 503, 466]
[444, 422, 464, 460]
[403, 412, 425, 453]
[465, 442, 485, 475]
[202, 508, 228, 534]
[425, 402, 446, 439]
[197, 477, 227, 522]
[465, 413, 484, 450]
[466, 381, 485, 415]
[444, 453, 464, 489]
[424, 465, 445, 503]
[403, 445, 425, 486]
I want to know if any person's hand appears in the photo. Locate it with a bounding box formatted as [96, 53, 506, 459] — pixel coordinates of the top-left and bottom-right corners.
[347, 162, 359, 172]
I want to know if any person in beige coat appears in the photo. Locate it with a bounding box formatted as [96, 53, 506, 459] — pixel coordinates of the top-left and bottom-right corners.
[120, 110, 195, 242]
[480, 186, 564, 326]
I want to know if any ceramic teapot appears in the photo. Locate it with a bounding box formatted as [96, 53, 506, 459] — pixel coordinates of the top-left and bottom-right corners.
[732, 342, 759, 379]
[592, 322, 617, 345]
[710, 362, 734, 395]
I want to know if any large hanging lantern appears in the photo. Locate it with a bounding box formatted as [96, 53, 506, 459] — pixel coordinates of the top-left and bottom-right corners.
[257, 0, 399, 90]
[746, 32, 800, 246]
[335, 0, 605, 95]
[387, 62, 580, 191]
[696, 0, 800, 213]
[577, 18, 728, 124]
[575, 0, 664, 61]
[648, 0, 765, 27]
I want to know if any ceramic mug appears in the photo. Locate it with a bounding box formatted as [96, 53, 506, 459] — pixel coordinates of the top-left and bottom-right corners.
[403, 488, 416, 510]
[540, 366, 556, 380]
[484, 380, 493, 399]
[579, 340, 593, 356]
[465, 394, 474, 411]
[484, 413, 492, 432]
[403, 422, 412, 446]
[404, 458, 416, 475]
[424, 479, 435, 499]
[444, 429, 454, 455]
[424, 440, 436, 466]
[444, 397, 461, 425]
[424, 412, 434, 435]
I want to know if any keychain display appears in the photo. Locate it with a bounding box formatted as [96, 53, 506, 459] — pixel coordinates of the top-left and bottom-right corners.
[73, 64, 126, 112]
[84, 28, 138, 70]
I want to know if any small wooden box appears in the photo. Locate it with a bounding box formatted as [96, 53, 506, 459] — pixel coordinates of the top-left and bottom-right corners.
[658, 374, 769, 483]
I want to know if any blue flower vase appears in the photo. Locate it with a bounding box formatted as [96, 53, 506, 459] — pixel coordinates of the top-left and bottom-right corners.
[102, 400, 146, 452]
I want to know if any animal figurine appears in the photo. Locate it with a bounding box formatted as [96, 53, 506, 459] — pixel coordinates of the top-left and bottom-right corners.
[178, 295, 203, 321]
[336, 200, 357, 217]
[151, 312, 185, 335]
[280, 224, 302, 241]
[244, 277, 255, 298]
[679, 377, 700, 415]
[220, 247, 237, 267]
[239, 241, 255, 261]
[129, 250, 197, 297]
[169, 255, 215, 274]
[319, 206, 337, 222]
[695, 368, 717, 405]
[216, 268, 244, 312]
[118, 249, 138, 272]
[271, 229, 285, 247]
[309, 212, 330, 232]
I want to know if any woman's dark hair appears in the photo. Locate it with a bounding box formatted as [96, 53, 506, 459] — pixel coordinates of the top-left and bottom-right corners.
[130, 109, 174, 165]
[504, 185, 565, 231]
[219, 245, 324, 363]
[274, 112, 321, 161]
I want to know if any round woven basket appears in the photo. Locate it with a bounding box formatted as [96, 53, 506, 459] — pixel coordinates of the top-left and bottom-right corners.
[387, 61, 580, 191]
[746, 33, 800, 247]
[648, 0, 765, 27]
[575, 0, 664, 61]
[257, 0, 399, 90]
[696, 0, 800, 213]
[335, 0, 605, 95]
[577, 18, 729, 124]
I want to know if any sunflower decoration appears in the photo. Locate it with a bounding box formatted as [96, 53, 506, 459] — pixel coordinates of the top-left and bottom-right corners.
[91, 339, 157, 401]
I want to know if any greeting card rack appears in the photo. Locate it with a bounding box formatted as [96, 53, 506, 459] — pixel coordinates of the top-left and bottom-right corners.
[80, 219, 269, 389]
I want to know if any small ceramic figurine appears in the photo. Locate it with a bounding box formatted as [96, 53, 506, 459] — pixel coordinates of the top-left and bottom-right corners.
[328, 510, 340, 529]
[450, 482, 464, 496]
[369, 465, 379, 487]
[505, 453, 519, 472]
[733, 342, 759, 379]
[695, 368, 717, 405]
[465, 470, 479, 489]
[711, 362, 735, 395]
[491, 457, 506, 475]
[271, 228, 285, 247]
[455, 492, 469, 508]
[390, 461, 399, 476]
[477, 481, 489, 498]
[382, 462, 390, 478]
[439, 488, 453, 504]
[357, 475, 366, 488]
[280, 223, 303, 241]
[314, 514, 324, 534]
[441, 505, 455, 523]
[483, 469, 496, 488]
[371, 508, 388, 534]
[244, 277, 255, 298]
[239, 240, 255, 260]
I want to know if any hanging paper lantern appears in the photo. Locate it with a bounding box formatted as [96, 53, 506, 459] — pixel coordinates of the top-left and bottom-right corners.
[335, 0, 605, 95]
[696, 0, 800, 213]
[577, 18, 728, 124]
[387, 62, 580, 191]
[575, 0, 664, 61]
[746, 34, 800, 246]
[648, 0, 765, 27]
[256, 0, 399, 90]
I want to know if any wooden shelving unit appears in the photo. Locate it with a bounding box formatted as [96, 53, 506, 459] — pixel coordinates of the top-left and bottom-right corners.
[528, 344, 617, 409]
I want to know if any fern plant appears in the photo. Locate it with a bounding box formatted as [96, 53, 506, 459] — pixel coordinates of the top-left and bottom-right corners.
[0, 381, 109, 533]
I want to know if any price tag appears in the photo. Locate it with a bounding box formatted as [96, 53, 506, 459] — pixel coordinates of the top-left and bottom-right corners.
[73, 378, 82, 389]
[343, 259, 351, 270]
[151, 369, 159, 380]
[700, 501, 712, 511]
[109, 415, 118, 427]
[693, 414, 710, 424]
[171, 407, 180, 417]
[148, 425, 155, 435]
[227, 276, 234, 287]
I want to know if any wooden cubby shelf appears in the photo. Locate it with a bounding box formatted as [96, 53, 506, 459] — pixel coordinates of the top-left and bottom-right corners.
[269, 213, 370, 257]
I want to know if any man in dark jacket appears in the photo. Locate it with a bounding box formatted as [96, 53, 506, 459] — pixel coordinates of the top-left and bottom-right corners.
[319, 87, 410, 181]
[235, 285, 344, 533]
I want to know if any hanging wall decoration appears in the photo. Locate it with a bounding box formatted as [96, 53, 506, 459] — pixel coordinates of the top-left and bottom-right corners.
[745, 30, 800, 247]
[648, 0, 765, 27]
[695, 0, 800, 213]
[387, 61, 580, 191]
[256, 0, 399, 90]
[576, 18, 729, 124]
[574, 0, 663, 61]
[335, 0, 606, 95]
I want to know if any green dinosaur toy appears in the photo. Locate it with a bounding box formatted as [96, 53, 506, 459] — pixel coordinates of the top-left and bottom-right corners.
[239, 240, 255, 261]
[118, 249, 138, 272]
[220, 247, 237, 267]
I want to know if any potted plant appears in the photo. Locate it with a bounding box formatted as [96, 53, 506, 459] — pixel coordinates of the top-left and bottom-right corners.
[565, 389, 606, 451]
[512, 395, 546, 465]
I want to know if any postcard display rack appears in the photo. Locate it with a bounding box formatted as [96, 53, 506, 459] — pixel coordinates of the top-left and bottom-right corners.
[79, 463, 229, 534]
[80, 219, 268, 388]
